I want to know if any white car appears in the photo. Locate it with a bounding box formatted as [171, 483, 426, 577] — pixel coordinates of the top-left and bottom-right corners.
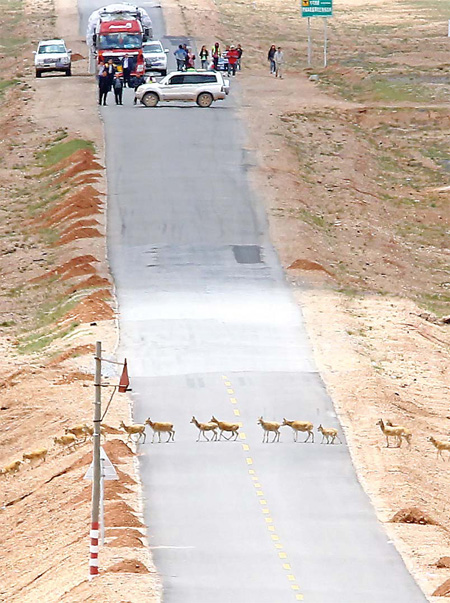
[135, 70, 230, 107]
[142, 40, 168, 76]
[34, 39, 72, 78]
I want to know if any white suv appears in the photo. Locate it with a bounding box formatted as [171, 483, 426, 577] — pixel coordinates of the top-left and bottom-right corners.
[142, 40, 169, 76]
[135, 70, 230, 107]
[34, 39, 72, 78]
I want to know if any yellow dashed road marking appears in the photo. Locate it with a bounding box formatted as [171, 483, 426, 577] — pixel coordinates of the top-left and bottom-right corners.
[222, 377, 303, 601]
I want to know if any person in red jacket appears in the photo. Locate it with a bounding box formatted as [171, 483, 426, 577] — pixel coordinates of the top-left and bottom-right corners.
[227, 45, 239, 76]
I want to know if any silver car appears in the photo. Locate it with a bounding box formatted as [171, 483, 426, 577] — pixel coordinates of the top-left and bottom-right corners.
[142, 40, 169, 76]
[135, 70, 230, 107]
[34, 39, 72, 77]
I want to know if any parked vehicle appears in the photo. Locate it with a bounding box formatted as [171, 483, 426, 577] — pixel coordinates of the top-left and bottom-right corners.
[34, 39, 72, 78]
[86, 3, 151, 79]
[142, 40, 169, 76]
[215, 52, 229, 72]
[135, 70, 230, 107]
[86, 3, 152, 46]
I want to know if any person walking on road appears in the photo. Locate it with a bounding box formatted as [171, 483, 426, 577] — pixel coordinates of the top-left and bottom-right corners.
[174, 44, 187, 71]
[236, 43, 243, 70]
[227, 45, 239, 76]
[113, 73, 123, 105]
[122, 53, 131, 87]
[211, 42, 221, 70]
[268, 44, 276, 74]
[98, 70, 110, 105]
[274, 46, 284, 79]
[199, 45, 209, 69]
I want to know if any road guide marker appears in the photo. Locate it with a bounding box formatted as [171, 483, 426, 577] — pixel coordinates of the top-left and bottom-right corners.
[301, 0, 333, 67]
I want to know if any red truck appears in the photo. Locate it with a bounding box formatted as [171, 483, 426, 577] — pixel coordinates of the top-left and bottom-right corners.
[95, 19, 145, 79]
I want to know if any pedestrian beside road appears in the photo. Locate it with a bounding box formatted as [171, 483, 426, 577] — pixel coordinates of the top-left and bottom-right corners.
[268, 44, 276, 74]
[274, 46, 284, 78]
[199, 45, 209, 69]
[98, 70, 110, 105]
[236, 44, 243, 70]
[186, 47, 196, 69]
[105, 58, 117, 88]
[174, 44, 187, 71]
[122, 53, 131, 87]
[133, 74, 147, 105]
[97, 59, 105, 78]
[227, 45, 239, 76]
[211, 42, 221, 70]
[113, 73, 123, 105]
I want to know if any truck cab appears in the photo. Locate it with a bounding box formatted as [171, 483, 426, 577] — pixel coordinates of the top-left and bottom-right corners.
[96, 19, 145, 78]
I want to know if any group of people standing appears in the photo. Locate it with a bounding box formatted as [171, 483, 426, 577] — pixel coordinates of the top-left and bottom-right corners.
[174, 44, 196, 71]
[97, 55, 138, 106]
[267, 45, 284, 78]
[174, 42, 243, 76]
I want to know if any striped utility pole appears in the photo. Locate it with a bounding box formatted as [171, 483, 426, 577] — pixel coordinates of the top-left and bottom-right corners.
[89, 340, 102, 579]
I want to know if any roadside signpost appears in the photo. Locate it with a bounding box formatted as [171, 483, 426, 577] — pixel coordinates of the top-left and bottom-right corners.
[301, 0, 333, 67]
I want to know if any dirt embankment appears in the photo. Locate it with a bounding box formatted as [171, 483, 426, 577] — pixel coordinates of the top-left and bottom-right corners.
[161, 0, 450, 600]
[0, 0, 159, 599]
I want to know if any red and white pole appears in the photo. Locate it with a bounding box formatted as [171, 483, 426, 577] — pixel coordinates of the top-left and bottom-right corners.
[89, 521, 100, 579]
[89, 341, 102, 579]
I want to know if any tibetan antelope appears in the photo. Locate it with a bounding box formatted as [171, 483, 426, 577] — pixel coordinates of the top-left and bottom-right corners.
[210, 416, 239, 441]
[376, 419, 411, 448]
[145, 418, 175, 443]
[317, 425, 342, 444]
[119, 421, 146, 444]
[258, 417, 281, 443]
[190, 416, 218, 442]
[282, 419, 314, 443]
[428, 436, 450, 461]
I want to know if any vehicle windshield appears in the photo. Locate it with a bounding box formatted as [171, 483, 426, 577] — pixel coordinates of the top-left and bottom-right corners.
[98, 33, 142, 50]
[143, 43, 162, 54]
[38, 44, 66, 54]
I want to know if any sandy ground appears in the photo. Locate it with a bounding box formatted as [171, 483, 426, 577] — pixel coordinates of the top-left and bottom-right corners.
[160, 0, 450, 600]
[0, 0, 160, 599]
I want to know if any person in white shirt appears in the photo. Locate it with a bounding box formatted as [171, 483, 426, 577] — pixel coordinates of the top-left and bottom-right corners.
[122, 54, 131, 87]
[274, 47, 284, 79]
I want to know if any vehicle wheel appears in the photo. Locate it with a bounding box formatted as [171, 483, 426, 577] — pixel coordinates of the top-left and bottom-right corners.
[35, 70, 41, 78]
[161, 69, 167, 76]
[142, 92, 159, 107]
[197, 92, 213, 107]
[65, 68, 72, 76]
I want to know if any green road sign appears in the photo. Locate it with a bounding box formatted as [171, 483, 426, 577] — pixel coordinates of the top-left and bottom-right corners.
[301, 0, 333, 17]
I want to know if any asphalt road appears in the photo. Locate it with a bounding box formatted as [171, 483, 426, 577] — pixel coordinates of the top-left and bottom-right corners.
[77, 2, 427, 601]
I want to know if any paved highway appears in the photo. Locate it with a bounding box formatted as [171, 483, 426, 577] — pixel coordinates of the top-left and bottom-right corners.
[78, 1, 427, 600]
